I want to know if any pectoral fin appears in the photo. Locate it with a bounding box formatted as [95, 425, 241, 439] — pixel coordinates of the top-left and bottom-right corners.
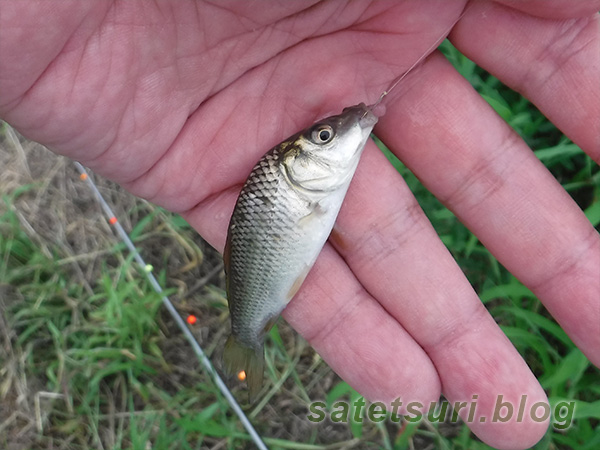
[286, 265, 311, 301]
[297, 202, 327, 229]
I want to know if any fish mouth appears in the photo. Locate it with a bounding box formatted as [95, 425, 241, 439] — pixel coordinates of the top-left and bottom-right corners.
[342, 103, 378, 129]
[359, 108, 378, 129]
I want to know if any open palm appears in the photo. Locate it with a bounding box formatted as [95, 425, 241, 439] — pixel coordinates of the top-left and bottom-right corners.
[1, 1, 599, 448]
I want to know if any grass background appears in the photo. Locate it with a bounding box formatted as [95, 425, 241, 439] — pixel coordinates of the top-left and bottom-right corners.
[1, 41, 599, 450]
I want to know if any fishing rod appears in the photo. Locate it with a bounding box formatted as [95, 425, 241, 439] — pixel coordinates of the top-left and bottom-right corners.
[74, 162, 268, 450]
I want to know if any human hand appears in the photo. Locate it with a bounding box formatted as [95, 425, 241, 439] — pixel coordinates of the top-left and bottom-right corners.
[1, 1, 598, 448]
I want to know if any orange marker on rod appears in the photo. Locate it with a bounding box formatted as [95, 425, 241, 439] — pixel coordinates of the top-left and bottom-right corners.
[186, 315, 197, 325]
[108, 217, 117, 225]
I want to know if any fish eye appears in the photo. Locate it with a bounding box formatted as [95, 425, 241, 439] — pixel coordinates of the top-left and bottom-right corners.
[311, 125, 334, 144]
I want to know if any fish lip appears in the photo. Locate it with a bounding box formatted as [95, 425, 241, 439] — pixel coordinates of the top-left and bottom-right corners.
[359, 109, 378, 129]
[342, 103, 378, 129]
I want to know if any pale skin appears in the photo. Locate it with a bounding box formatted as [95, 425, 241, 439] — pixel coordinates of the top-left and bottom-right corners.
[1, 1, 598, 448]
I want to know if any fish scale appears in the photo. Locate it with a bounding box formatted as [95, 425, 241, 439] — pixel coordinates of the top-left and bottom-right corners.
[227, 144, 312, 338]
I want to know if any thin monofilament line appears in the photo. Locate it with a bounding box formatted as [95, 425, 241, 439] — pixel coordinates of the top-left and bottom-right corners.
[365, 5, 470, 116]
[74, 162, 269, 450]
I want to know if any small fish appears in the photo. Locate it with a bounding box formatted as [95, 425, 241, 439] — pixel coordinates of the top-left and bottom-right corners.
[223, 103, 378, 399]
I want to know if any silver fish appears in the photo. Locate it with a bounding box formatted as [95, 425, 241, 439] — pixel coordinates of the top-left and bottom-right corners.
[223, 103, 377, 398]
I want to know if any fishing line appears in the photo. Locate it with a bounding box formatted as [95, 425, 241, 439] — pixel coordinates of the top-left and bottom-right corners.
[366, 2, 471, 115]
[74, 162, 269, 450]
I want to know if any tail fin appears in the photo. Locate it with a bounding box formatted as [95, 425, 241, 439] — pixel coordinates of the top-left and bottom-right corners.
[223, 335, 264, 401]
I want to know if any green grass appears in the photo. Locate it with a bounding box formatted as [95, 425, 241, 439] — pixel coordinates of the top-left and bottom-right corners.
[1, 41, 599, 449]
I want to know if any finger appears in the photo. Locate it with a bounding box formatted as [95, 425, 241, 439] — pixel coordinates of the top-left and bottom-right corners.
[287, 245, 440, 406]
[183, 188, 441, 406]
[378, 44, 600, 357]
[493, 0, 600, 20]
[378, 43, 600, 365]
[328, 139, 549, 449]
[451, 0, 600, 156]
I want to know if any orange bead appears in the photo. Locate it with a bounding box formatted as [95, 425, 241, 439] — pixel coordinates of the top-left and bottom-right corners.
[186, 315, 197, 325]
